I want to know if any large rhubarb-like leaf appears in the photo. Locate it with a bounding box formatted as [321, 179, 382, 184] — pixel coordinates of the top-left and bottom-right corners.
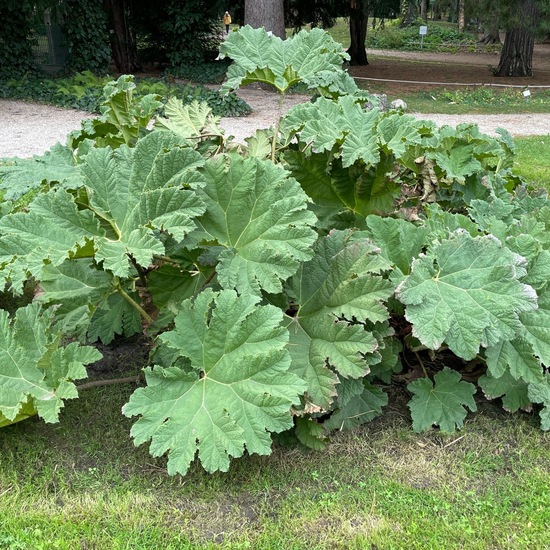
[323, 381, 388, 431]
[520, 289, 550, 366]
[0, 132, 206, 290]
[123, 289, 306, 475]
[408, 367, 477, 433]
[0, 144, 83, 200]
[527, 375, 550, 430]
[485, 338, 544, 384]
[282, 98, 428, 217]
[285, 230, 394, 409]
[69, 74, 163, 149]
[0, 188, 104, 292]
[195, 154, 317, 295]
[478, 371, 531, 413]
[0, 303, 101, 427]
[81, 132, 206, 276]
[283, 97, 427, 169]
[365, 215, 428, 277]
[155, 99, 224, 141]
[425, 123, 509, 183]
[219, 26, 357, 96]
[397, 231, 538, 360]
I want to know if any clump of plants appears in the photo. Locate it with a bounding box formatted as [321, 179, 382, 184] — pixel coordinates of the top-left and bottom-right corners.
[0, 70, 251, 117]
[166, 60, 232, 84]
[367, 23, 480, 52]
[0, 27, 549, 476]
[426, 86, 550, 108]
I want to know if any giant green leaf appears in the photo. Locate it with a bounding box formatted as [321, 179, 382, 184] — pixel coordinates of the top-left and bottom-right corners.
[365, 215, 428, 277]
[0, 188, 104, 292]
[87, 292, 142, 344]
[323, 381, 388, 432]
[219, 26, 355, 96]
[527, 375, 550, 431]
[282, 98, 425, 217]
[283, 97, 380, 167]
[478, 371, 531, 413]
[0, 132, 207, 290]
[0, 144, 83, 201]
[0, 303, 101, 427]
[82, 132, 206, 276]
[155, 99, 224, 141]
[520, 289, 550, 366]
[485, 338, 543, 384]
[408, 367, 477, 433]
[377, 113, 425, 158]
[38, 259, 114, 340]
[123, 289, 306, 475]
[75, 74, 163, 148]
[285, 230, 394, 409]
[195, 154, 317, 295]
[425, 123, 507, 184]
[397, 231, 538, 360]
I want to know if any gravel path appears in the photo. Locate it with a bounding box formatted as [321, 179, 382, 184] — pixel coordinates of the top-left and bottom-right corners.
[2, 90, 549, 159]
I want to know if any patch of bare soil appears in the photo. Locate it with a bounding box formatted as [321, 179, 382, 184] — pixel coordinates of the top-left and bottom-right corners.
[351, 43, 550, 94]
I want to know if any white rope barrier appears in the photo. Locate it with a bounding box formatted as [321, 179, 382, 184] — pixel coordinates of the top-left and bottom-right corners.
[352, 76, 550, 89]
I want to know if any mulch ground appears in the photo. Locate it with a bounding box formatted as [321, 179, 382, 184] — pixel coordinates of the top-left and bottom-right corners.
[350, 43, 550, 94]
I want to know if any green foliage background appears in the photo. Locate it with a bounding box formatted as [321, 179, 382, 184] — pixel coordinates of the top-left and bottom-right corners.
[0, 1, 34, 78]
[61, 0, 112, 73]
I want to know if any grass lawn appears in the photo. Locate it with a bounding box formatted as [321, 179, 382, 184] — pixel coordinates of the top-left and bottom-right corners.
[386, 88, 550, 115]
[0, 379, 549, 549]
[513, 135, 550, 188]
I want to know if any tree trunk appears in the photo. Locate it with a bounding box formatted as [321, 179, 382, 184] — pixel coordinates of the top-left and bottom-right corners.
[420, 0, 427, 22]
[348, 0, 369, 66]
[400, 0, 415, 26]
[494, 0, 538, 77]
[458, 0, 465, 33]
[478, 27, 501, 45]
[245, 0, 285, 39]
[478, 17, 501, 46]
[103, 0, 139, 73]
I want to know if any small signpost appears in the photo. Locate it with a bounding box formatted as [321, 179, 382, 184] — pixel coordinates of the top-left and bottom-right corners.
[419, 26, 428, 50]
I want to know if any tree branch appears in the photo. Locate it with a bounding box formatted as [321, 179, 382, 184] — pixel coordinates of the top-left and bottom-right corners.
[77, 374, 142, 391]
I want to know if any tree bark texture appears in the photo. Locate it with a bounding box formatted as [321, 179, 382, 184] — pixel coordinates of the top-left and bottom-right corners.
[458, 0, 465, 32]
[478, 23, 501, 45]
[103, 0, 140, 73]
[495, 0, 539, 76]
[245, 0, 285, 39]
[420, 0, 427, 21]
[348, 0, 369, 66]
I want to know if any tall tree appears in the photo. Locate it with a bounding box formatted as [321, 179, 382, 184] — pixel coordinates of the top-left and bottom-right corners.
[470, 0, 502, 43]
[245, 0, 286, 38]
[458, 0, 465, 32]
[103, 0, 139, 73]
[495, 0, 539, 76]
[348, 0, 369, 65]
[420, 0, 428, 20]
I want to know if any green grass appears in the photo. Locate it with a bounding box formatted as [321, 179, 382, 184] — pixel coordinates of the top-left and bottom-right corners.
[397, 87, 550, 115]
[1, 382, 549, 549]
[355, 73, 550, 115]
[513, 135, 550, 189]
[293, 17, 491, 54]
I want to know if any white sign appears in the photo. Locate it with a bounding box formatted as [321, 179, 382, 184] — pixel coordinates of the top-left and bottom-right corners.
[419, 26, 428, 35]
[523, 89, 531, 97]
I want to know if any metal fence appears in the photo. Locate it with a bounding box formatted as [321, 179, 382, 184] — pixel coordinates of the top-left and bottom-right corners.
[31, 8, 69, 72]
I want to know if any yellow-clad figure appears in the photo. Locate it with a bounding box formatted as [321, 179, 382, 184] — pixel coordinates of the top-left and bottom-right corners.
[223, 11, 232, 34]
